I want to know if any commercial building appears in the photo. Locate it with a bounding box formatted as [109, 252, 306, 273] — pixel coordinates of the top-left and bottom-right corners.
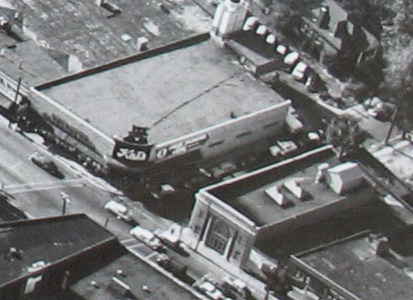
[0, 214, 118, 299]
[0, 0, 300, 190]
[0, 214, 203, 300]
[288, 226, 413, 300]
[71, 253, 201, 300]
[0, 34, 293, 187]
[185, 145, 376, 275]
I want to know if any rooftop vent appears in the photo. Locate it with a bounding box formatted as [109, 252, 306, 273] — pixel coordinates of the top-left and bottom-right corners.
[265, 186, 292, 208]
[283, 178, 311, 201]
[4, 247, 23, 261]
[137, 37, 149, 51]
[325, 162, 365, 195]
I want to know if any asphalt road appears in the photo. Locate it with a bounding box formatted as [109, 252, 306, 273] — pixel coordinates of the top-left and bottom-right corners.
[0, 117, 170, 240]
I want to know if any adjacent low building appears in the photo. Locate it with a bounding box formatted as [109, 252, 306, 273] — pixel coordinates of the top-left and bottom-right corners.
[0, 214, 118, 299]
[185, 145, 375, 275]
[289, 227, 413, 300]
[0, 214, 204, 300]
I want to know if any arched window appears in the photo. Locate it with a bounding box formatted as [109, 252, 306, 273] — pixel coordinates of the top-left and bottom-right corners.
[205, 217, 231, 255]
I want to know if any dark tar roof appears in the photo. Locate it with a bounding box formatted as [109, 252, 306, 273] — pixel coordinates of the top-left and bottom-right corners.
[299, 232, 413, 300]
[40, 39, 285, 143]
[13, 0, 212, 68]
[0, 214, 115, 288]
[71, 253, 200, 300]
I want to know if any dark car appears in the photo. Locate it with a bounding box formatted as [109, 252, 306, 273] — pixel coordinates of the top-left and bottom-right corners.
[29, 152, 64, 179]
[156, 254, 194, 284]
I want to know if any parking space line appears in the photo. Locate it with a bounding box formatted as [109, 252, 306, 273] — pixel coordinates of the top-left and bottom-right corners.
[128, 243, 146, 251]
[146, 252, 158, 260]
[120, 238, 135, 245]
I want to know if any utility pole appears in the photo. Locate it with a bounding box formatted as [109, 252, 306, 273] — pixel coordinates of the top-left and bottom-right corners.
[8, 76, 22, 128]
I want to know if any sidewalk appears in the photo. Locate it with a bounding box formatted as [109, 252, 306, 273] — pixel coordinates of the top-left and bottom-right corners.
[159, 224, 281, 300]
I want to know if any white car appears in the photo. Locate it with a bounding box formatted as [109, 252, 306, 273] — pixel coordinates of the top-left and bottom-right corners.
[130, 226, 163, 251]
[104, 200, 133, 223]
[283, 51, 300, 67]
[197, 281, 226, 300]
[292, 62, 309, 81]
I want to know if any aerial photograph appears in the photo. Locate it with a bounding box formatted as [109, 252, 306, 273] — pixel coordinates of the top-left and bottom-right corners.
[0, 0, 411, 299]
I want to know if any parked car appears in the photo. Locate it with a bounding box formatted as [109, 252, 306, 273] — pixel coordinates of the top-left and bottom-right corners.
[219, 276, 255, 300]
[29, 152, 64, 179]
[104, 200, 134, 223]
[157, 254, 187, 275]
[291, 62, 310, 81]
[130, 226, 164, 251]
[159, 230, 190, 256]
[243, 16, 259, 32]
[283, 51, 300, 71]
[194, 279, 230, 300]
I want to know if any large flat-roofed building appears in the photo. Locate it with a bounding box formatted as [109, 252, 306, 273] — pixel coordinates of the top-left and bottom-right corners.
[185, 145, 376, 274]
[12, 0, 212, 69]
[18, 36, 292, 182]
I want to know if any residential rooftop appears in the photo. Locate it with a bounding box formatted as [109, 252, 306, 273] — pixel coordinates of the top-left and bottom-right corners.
[298, 231, 413, 300]
[302, 0, 379, 52]
[11, 0, 212, 68]
[39, 38, 285, 144]
[208, 146, 372, 227]
[71, 253, 200, 300]
[0, 214, 115, 288]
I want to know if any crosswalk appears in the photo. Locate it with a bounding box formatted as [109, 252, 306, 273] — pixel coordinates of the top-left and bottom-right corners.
[4, 178, 87, 194]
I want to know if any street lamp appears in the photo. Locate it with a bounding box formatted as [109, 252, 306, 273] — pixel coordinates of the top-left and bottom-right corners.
[60, 191, 71, 215]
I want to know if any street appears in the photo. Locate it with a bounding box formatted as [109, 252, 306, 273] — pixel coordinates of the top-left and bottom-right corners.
[0, 116, 171, 240]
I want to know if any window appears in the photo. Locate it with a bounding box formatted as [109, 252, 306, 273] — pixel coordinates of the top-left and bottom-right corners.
[263, 122, 279, 129]
[235, 131, 252, 138]
[206, 217, 232, 255]
[209, 140, 224, 148]
[194, 225, 201, 234]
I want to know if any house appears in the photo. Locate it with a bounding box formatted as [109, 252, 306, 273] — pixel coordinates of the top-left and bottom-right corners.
[301, 0, 380, 66]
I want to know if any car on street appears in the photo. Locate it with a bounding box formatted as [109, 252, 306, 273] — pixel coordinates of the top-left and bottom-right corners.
[104, 200, 134, 223]
[219, 276, 255, 300]
[194, 277, 234, 300]
[29, 152, 64, 179]
[156, 254, 187, 275]
[130, 226, 164, 251]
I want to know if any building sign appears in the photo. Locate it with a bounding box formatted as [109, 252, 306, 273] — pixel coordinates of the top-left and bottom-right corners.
[112, 138, 153, 165]
[155, 133, 209, 160]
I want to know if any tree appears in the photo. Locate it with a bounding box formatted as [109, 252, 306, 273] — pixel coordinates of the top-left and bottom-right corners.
[325, 116, 365, 159]
[384, 41, 413, 143]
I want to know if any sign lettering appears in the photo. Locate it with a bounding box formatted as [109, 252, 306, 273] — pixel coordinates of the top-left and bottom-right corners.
[115, 147, 147, 161]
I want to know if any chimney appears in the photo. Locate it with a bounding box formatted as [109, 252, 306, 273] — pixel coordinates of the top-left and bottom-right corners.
[136, 37, 149, 51]
[315, 163, 329, 184]
[317, 6, 330, 29]
[212, 0, 247, 38]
